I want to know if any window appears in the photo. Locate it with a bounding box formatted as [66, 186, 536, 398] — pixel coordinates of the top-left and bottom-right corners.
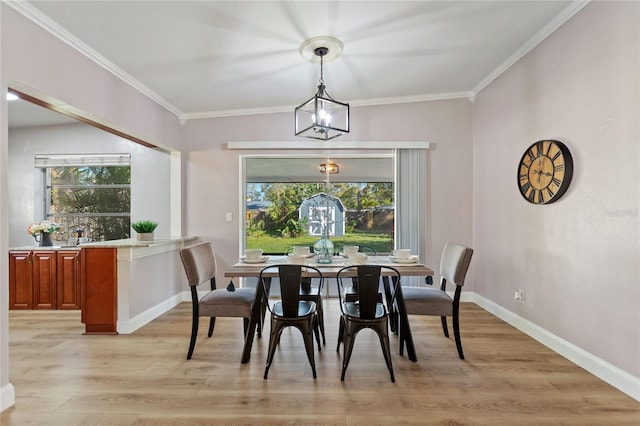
[35, 154, 131, 242]
[243, 155, 395, 254]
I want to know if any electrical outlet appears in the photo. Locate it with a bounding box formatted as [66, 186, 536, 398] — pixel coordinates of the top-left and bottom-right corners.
[226, 212, 233, 222]
[514, 289, 526, 303]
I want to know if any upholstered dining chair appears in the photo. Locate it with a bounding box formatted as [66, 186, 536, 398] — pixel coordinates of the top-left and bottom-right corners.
[259, 264, 324, 379]
[401, 242, 473, 359]
[336, 264, 400, 382]
[180, 242, 257, 360]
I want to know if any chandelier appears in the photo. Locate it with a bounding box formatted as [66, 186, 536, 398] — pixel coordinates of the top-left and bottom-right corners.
[319, 160, 339, 174]
[295, 36, 350, 140]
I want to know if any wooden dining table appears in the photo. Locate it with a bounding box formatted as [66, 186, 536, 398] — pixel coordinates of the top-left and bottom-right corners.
[224, 255, 434, 364]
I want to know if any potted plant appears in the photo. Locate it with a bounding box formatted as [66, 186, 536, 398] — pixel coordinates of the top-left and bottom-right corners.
[132, 220, 158, 241]
[27, 220, 63, 246]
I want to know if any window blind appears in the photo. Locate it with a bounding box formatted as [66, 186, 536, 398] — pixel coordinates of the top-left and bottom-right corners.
[35, 153, 131, 167]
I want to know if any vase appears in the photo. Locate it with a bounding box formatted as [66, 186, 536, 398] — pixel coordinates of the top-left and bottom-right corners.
[313, 234, 334, 264]
[36, 232, 53, 247]
[136, 232, 154, 241]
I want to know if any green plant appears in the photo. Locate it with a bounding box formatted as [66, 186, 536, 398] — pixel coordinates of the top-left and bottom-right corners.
[132, 220, 158, 233]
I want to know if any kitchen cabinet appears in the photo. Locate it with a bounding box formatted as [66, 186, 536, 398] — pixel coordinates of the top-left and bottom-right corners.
[57, 250, 82, 309]
[32, 250, 57, 309]
[81, 247, 117, 334]
[9, 251, 33, 309]
[8, 249, 81, 310]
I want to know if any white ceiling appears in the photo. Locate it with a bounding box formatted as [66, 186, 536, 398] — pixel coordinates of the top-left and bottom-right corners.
[7, 0, 585, 125]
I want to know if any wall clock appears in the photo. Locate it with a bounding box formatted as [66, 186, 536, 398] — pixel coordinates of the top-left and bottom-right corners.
[518, 139, 573, 205]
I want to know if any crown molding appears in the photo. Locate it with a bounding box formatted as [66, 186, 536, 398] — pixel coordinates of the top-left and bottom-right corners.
[6, 0, 185, 120]
[472, 0, 591, 99]
[471, 0, 591, 97]
[227, 141, 430, 150]
[184, 91, 472, 120]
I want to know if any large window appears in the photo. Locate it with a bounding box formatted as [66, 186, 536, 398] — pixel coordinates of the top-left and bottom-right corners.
[36, 154, 131, 243]
[243, 155, 395, 254]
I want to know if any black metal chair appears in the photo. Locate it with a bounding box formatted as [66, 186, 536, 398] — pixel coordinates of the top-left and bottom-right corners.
[259, 264, 323, 379]
[299, 275, 326, 345]
[336, 264, 400, 382]
[401, 243, 473, 359]
[179, 242, 257, 360]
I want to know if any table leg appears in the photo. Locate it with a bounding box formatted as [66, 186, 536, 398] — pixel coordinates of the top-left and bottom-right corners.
[240, 277, 269, 364]
[393, 280, 417, 362]
[382, 276, 397, 333]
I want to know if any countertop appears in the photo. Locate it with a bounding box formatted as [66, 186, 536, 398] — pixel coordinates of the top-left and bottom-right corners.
[10, 236, 197, 251]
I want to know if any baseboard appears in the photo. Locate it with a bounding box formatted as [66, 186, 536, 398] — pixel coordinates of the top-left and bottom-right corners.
[473, 293, 640, 402]
[117, 293, 186, 334]
[1, 383, 15, 412]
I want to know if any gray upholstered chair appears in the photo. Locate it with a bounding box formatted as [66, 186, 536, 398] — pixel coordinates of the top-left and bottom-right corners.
[401, 243, 473, 359]
[180, 242, 257, 360]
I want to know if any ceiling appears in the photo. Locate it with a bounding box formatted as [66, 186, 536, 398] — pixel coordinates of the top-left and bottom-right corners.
[7, 0, 585, 127]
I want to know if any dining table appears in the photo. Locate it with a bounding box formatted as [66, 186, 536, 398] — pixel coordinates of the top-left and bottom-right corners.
[224, 255, 434, 364]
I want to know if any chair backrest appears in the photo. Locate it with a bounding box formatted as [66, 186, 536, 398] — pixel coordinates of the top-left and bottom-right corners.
[180, 242, 217, 287]
[359, 246, 378, 256]
[337, 265, 400, 319]
[260, 264, 323, 317]
[440, 243, 473, 287]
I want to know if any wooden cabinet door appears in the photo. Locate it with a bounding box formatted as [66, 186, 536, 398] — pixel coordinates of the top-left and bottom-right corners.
[57, 250, 81, 309]
[32, 250, 57, 309]
[81, 247, 118, 333]
[9, 251, 33, 309]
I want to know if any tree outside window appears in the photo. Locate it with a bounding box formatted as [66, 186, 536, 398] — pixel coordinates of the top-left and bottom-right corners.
[46, 165, 131, 242]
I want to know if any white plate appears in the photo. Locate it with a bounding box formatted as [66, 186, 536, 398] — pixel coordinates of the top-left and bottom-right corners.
[389, 256, 418, 264]
[241, 255, 269, 264]
[293, 253, 315, 258]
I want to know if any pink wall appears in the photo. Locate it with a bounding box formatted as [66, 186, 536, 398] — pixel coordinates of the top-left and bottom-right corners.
[473, 1, 639, 377]
[0, 4, 183, 402]
[180, 99, 474, 277]
[1, 6, 182, 150]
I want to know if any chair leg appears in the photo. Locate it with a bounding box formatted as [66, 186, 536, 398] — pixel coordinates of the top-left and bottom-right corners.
[263, 319, 284, 379]
[316, 297, 326, 345]
[243, 317, 249, 336]
[453, 311, 464, 360]
[186, 314, 199, 360]
[340, 323, 358, 381]
[313, 314, 322, 351]
[441, 316, 449, 338]
[207, 317, 215, 337]
[301, 323, 317, 379]
[375, 323, 395, 383]
[336, 316, 345, 352]
[398, 315, 405, 356]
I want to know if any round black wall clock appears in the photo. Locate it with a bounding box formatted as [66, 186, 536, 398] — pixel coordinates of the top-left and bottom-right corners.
[517, 139, 573, 205]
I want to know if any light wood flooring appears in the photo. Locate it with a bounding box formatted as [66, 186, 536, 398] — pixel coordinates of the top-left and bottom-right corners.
[2, 300, 639, 425]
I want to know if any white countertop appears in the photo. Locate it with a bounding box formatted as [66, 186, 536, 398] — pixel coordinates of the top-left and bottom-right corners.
[80, 236, 197, 248]
[10, 236, 197, 251]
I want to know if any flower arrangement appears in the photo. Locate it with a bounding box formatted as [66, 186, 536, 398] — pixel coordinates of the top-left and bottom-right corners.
[132, 220, 158, 233]
[27, 220, 62, 236]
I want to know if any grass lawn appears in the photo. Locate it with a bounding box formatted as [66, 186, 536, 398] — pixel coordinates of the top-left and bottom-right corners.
[247, 232, 393, 254]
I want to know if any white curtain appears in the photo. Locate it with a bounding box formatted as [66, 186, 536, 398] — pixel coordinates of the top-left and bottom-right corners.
[395, 148, 427, 286]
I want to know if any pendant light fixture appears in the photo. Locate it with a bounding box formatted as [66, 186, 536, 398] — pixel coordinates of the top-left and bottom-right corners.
[319, 160, 339, 174]
[295, 36, 349, 140]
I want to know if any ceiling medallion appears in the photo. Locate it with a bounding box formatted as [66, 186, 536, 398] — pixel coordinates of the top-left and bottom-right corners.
[295, 36, 350, 141]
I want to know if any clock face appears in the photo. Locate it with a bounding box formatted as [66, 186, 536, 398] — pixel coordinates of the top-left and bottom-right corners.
[518, 140, 573, 204]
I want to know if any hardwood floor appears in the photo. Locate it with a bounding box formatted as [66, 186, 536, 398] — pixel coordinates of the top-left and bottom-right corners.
[3, 300, 638, 425]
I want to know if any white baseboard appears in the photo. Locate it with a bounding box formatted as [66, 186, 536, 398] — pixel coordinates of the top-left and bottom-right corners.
[117, 293, 187, 334]
[1, 383, 15, 412]
[473, 293, 640, 402]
